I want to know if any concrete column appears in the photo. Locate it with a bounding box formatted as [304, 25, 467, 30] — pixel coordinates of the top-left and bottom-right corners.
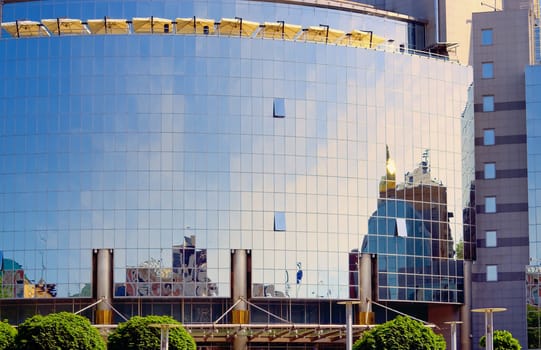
[460, 260, 472, 350]
[232, 249, 248, 350]
[96, 249, 113, 324]
[359, 253, 374, 324]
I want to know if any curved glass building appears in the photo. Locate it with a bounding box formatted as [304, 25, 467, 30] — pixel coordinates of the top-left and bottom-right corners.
[0, 0, 474, 348]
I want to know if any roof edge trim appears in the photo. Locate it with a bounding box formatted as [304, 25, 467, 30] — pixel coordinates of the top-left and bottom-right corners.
[250, 0, 428, 24]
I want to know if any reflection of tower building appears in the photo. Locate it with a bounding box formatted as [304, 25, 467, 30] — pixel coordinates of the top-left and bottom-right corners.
[381, 150, 454, 258]
[360, 149, 466, 343]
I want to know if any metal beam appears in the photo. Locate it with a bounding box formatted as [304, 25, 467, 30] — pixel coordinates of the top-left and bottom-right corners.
[4, 0, 40, 3]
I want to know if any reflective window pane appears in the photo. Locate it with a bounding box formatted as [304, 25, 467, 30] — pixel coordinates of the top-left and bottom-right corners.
[486, 231, 497, 247]
[483, 95, 495, 112]
[482, 28, 493, 45]
[486, 265, 498, 281]
[482, 62, 494, 79]
[485, 197, 497, 213]
[484, 163, 496, 179]
[484, 129, 495, 145]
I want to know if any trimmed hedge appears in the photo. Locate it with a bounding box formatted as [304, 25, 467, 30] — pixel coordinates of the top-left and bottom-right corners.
[353, 315, 446, 350]
[107, 315, 196, 350]
[14, 312, 105, 350]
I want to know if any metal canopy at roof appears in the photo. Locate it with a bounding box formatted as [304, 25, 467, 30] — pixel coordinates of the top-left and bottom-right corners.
[219, 18, 259, 37]
[303, 25, 345, 44]
[41, 18, 87, 35]
[87, 18, 129, 34]
[1, 20, 48, 37]
[259, 21, 302, 40]
[132, 17, 172, 34]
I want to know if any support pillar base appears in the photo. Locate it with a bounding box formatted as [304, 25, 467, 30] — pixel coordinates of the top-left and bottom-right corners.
[232, 310, 249, 324]
[358, 312, 375, 325]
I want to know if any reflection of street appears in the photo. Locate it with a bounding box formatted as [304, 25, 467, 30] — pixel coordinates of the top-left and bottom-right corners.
[115, 236, 217, 297]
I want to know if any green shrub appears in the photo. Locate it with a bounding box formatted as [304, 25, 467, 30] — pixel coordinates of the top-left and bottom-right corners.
[107, 315, 196, 350]
[0, 320, 16, 350]
[480, 329, 521, 350]
[14, 312, 105, 350]
[353, 315, 446, 350]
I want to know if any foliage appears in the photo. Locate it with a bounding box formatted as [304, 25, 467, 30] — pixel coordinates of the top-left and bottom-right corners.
[107, 315, 196, 350]
[353, 315, 446, 350]
[455, 240, 464, 259]
[528, 305, 541, 349]
[0, 320, 16, 350]
[479, 329, 521, 350]
[14, 312, 105, 350]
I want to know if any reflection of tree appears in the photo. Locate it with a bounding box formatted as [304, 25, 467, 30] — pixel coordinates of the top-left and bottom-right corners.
[70, 283, 91, 298]
[0, 275, 13, 299]
[455, 240, 464, 259]
[528, 305, 541, 349]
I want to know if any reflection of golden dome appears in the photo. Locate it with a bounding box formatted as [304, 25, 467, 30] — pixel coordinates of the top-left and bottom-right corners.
[379, 145, 396, 194]
[386, 159, 396, 177]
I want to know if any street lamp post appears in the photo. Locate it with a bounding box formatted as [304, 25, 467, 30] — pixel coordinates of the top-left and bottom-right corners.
[444, 321, 463, 350]
[338, 301, 361, 350]
[471, 307, 507, 350]
[149, 324, 183, 350]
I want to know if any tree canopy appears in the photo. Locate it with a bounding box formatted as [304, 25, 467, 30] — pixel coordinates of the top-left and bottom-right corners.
[14, 312, 105, 350]
[479, 329, 521, 350]
[353, 315, 446, 350]
[107, 315, 196, 350]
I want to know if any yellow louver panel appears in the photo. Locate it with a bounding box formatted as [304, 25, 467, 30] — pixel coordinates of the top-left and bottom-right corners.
[303, 26, 344, 43]
[259, 22, 301, 40]
[342, 30, 386, 48]
[87, 18, 129, 34]
[176, 17, 215, 34]
[219, 18, 259, 37]
[42, 18, 86, 35]
[132, 17, 173, 34]
[1, 21, 48, 37]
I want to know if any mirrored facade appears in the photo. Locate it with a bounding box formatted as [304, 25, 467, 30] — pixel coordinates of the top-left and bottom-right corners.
[527, 65, 541, 349]
[0, 0, 472, 316]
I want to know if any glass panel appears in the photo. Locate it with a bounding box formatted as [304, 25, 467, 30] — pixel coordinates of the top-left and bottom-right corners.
[486, 265, 498, 281]
[486, 231, 497, 247]
[484, 129, 495, 145]
[481, 29, 493, 45]
[484, 163, 496, 179]
[273, 98, 285, 118]
[274, 212, 286, 231]
[482, 62, 494, 79]
[485, 197, 497, 213]
[483, 95, 495, 112]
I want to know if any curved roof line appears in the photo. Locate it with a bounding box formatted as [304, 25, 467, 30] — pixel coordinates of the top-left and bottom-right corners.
[253, 0, 428, 24]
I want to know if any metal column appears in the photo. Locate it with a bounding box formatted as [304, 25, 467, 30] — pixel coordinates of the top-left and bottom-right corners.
[232, 249, 248, 350]
[359, 254, 373, 324]
[96, 249, 113, 324]
[461, 260, 472, 350]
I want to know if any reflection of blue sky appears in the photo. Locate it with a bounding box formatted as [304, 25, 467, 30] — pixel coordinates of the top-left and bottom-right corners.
[1, 0, 472, 298]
